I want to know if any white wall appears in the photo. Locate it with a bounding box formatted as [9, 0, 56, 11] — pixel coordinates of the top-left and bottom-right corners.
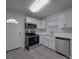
[6, 9, 26, 51]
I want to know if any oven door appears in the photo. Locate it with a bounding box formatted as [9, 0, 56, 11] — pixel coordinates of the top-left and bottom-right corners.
[29, 36, 39, 47]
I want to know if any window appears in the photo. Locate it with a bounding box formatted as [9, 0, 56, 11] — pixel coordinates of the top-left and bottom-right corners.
[48, 17, 59, 32]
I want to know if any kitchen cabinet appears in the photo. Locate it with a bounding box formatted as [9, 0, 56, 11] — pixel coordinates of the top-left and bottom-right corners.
[34, 19, 41, 29]
[26, 17, 36, 24]
[44, 36, 50, 47]
[65, 11, 72, 27]
[59, 9, 72, 28]
[40, 35, 48, 47]
[40, 19, 46, 29]
[47, 9, 72, 32]
[26, 17, 46, 29]
[49, 36, 55, 50]
[40, 35, 55, 50]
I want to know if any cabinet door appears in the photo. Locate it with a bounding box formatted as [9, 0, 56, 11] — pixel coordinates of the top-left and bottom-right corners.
[40, 20, 46, 29]
[40, 35, 49, 47]
[65, 11, 72, 27]
[40, 35, 44, 44]
[40, 35, 47, 46]
[36, 20, 41, 29]
[48, 37, 55, 50]
[44, 36, 49, 47]
[26, 17, 35, 23]
[59, 14, 66, 28]
[40, 35, 56, 50]
[59, 9, 72, 28]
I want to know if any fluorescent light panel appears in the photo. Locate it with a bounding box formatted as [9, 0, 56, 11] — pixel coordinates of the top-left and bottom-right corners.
[29, 0, 49, 12]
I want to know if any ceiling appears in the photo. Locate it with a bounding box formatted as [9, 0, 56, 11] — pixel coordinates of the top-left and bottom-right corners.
[6, 0, 72, 19]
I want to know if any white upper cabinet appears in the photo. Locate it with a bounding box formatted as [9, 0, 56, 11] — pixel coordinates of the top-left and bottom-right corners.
[26, 17, 37, 24]
[26, 17, 46, 29]
[35, 19, 41, 29]
[26, 17, 40, 29]
[59, 9, 72, 28]
[40, 19, 46, 29]
[65, 10, 72, 27]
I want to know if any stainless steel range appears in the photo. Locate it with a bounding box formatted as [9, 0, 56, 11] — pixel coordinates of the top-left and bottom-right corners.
[25, 23, 39, 50]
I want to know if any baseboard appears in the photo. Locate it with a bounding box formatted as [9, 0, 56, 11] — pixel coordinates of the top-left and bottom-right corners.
[56, 51, 70, 59]
[6, 47, 21, 53]
[40, 44, 56, 52]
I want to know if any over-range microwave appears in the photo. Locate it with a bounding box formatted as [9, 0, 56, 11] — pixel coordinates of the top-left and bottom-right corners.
[25, 23, 37, 29]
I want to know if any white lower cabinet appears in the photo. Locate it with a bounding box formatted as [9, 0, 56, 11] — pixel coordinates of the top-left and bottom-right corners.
[40, 35, 48, 47]
[49, 37, 55, 50]
[40, 35, 55, 50]
[44, 36, 49, 48]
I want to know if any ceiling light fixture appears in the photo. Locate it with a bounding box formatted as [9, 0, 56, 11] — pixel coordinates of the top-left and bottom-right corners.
[6, 18, 19, 24]
[29, 0, 49, 13]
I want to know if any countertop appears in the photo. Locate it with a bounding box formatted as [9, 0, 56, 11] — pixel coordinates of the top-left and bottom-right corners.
[53, 33, 72, 39]
[37, 32, 72, 39]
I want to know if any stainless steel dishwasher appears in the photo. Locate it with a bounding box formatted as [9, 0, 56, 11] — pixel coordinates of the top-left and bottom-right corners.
[55, 37, 71, 58]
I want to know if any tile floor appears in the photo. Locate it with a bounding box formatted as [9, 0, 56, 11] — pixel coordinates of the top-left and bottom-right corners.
[6, 45, 68, 59]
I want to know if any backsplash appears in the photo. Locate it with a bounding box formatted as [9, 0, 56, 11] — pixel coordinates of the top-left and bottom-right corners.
[35, 29, 47, 34]
[35, 27, 72, 34]
[61, 27, 72, 33]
